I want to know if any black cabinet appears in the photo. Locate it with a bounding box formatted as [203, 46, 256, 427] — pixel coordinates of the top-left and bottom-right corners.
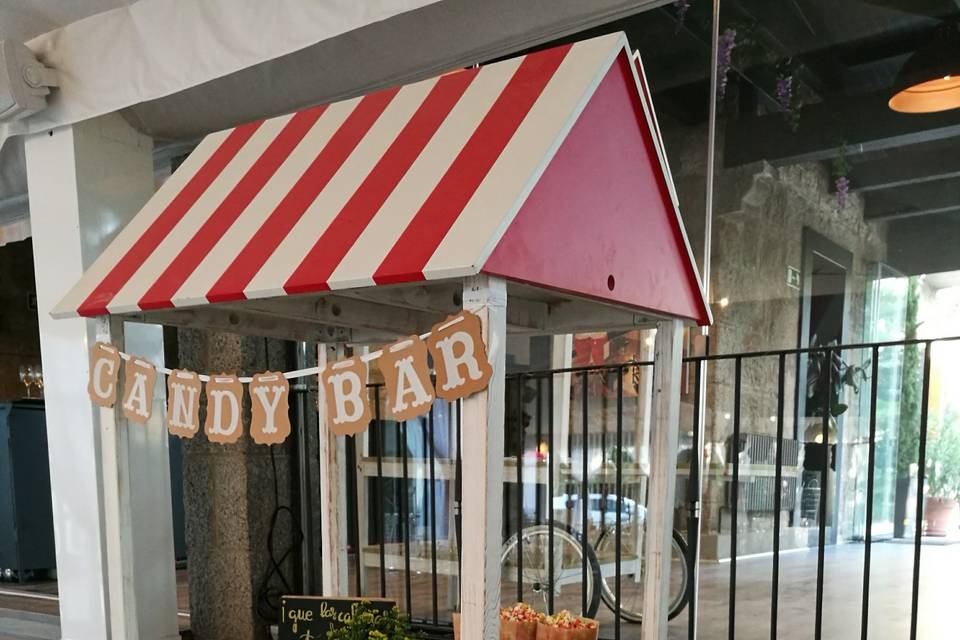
[0, 401, 56, 579]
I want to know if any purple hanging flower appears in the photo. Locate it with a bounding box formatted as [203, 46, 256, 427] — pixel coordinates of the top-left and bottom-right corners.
[717, 29, 737, 102]
[835, 176, 850, 211]
[776, 75, 793, 113]
[675, 0, 691, 24]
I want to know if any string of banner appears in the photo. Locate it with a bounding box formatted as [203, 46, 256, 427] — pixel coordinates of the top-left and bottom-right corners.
[87, 311, 493, 446]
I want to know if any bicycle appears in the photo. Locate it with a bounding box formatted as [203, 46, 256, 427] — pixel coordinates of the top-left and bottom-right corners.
[499, 515, 688, 624]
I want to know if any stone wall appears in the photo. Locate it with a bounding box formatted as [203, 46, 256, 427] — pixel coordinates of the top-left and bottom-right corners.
[176, 329, 304, 640]
[0, 240, 41, 401]
[663, 121, 889, 551]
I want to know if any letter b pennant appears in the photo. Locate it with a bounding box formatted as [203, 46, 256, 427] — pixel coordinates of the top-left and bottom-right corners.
[321, 357, 371, 436]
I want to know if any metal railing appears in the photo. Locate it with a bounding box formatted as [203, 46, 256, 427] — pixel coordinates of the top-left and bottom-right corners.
[331, 335, 958, 639]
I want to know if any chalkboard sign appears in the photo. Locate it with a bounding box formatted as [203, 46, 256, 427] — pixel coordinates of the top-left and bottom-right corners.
[279, 596, 396, 640]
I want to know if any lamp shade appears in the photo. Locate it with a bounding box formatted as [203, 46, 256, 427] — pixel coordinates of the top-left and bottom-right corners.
[889, 22, 960, 113]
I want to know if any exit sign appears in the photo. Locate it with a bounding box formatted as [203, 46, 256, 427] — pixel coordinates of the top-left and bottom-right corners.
[786, 266, 801, 290]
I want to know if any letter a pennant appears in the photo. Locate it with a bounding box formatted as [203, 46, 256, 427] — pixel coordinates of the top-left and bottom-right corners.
[122, 357, 157, 424]
[380, 336, 435, 421]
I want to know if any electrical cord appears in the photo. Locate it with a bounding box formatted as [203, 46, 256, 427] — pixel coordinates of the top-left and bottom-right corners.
[255, 443, 304, 623]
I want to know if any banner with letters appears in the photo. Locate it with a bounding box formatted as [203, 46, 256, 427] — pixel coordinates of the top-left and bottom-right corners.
[86, 311, 492, 445]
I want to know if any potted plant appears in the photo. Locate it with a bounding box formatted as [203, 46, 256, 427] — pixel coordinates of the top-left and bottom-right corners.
[802, 345, 870, 445]
[925, 411, 960, 537]
[326, 601, 419, 640]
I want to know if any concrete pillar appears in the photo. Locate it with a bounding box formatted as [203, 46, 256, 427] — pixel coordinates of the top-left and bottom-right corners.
[25, 114, 179, 639]
[176, 329, 297, 640]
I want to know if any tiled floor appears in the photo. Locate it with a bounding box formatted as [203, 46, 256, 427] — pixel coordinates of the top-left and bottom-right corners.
[0, 542, 956, 639]
[0, 570, 190, 640]
[665, 540, 960, 640]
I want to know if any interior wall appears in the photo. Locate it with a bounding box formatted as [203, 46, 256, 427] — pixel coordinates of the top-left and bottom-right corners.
[0, 240, 41, 400]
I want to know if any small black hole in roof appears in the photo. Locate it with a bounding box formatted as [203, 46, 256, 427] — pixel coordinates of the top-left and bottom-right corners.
[607, 275, 616, 291]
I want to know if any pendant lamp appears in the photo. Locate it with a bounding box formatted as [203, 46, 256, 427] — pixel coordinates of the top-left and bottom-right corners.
[889, 21, 960, 113]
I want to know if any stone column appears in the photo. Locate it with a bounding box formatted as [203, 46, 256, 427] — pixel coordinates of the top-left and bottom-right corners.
[176, 329, 298, 640]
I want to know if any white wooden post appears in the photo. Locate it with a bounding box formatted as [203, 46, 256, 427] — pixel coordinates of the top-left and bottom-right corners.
[319, 343, 350, 595]
[96, 316, 137, 639]
[459, 275, 507, 640]
[550, 335, 573, 489]
[355, 346, 370, 595]
[27, 114, 178, 640]
[641, 319, 684, 640]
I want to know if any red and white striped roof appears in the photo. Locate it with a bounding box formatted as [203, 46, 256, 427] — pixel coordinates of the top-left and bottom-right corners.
[54, 32, 711, 326]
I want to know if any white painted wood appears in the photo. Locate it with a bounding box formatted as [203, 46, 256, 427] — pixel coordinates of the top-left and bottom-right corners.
[26, 114, 178, 640]
[355, 345, 370, 595]
[97, 316, 135, 640]
[550, 334, 573, 487]
[459, 275, 507, 640]
[318, 343, 350, 596]
[641, 319, 684, 640]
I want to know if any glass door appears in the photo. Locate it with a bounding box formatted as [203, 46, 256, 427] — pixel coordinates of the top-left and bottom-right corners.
[850, 265, 907, 539]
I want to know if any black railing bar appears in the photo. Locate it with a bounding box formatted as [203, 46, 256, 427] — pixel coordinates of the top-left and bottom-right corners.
[729, 356, 742, 640]
[615, 365, 624, 640]
[547, 376, 556, 615]
[428, 407, 439, 624]
[516, 375, 525, 605]
[399, 421, 413, 615]
[348, 434, 363, 596]
[535, 378, 543, 527]
[910, 342, 933, 640]
[455, 399, 463, 586]
[374, 387, 387, 599]
[683, 335, 960, 363]
[770, 353, 786, 640]
[861, 345, 880, 640]
[814, 349, 831, 640]
[687, 358, 703, 640]
[581, 370, 589, 616]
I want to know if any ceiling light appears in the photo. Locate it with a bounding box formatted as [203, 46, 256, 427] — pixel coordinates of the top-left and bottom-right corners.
[889, 22, 960, 113]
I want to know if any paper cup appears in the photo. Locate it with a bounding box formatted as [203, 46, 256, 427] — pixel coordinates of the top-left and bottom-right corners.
[500, 619, 539, 640]
[535, 622, 599, 640]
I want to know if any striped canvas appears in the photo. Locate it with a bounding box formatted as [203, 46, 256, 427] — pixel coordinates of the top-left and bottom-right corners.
[54, 33, 701, 321]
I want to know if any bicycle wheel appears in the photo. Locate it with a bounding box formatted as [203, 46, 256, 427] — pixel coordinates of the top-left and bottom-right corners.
[596, 524, 689, 623]
[501, 522, 603, 618]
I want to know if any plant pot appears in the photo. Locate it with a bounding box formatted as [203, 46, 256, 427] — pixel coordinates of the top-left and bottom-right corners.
[925, 497, 960, 537]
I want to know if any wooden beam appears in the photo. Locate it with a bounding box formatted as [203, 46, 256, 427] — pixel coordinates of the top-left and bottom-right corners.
[865, 179, 960, 220]
[127, 307, 351, 343]
[641, 319, 684, 640]
[887, 210, 960, 275]
[550, 334, 573, 490]
[318, 343, 349, 596]
[724, 90, 960, 168]
[97, 316, 137, 639]
[237, 295, 445, 337]
[843, 142, 960, 193]
[459, 275, 506, 640]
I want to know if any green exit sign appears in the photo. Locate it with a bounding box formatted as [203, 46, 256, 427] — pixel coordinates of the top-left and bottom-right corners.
[786, 266, 801, 290]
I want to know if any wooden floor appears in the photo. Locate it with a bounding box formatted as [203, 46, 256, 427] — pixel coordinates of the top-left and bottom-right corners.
[0, 542, 955, 639]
